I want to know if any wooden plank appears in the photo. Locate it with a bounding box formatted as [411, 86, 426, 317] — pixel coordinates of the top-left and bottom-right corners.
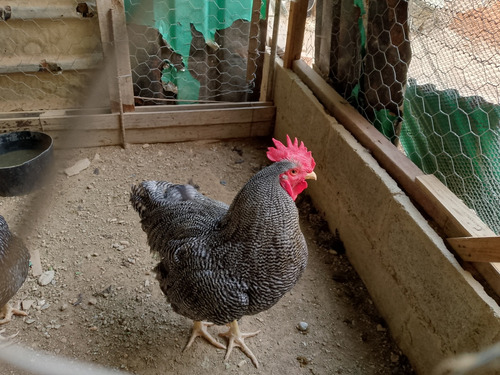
[49, 129, 122, 148]
[447, 237, 500, 263]
[415, 175, 496, 238]
[7, 4, 86, 20]
[40, 113, 120, 131]
[0, 117, 41, 132]
[283, 0, 309, 69]
[123, 106, 276, 129]
[96, 0, 134, 113]
[133, 101, 274, 113]
[96, 0, 118, 112]
[125, 121, 273, 144]
[109, 6, 134, 113]
[265, 0, 282, 101]
[246, 0, 265, 93]
[1, 106, 275, 147]
[314, 0, 334, 78]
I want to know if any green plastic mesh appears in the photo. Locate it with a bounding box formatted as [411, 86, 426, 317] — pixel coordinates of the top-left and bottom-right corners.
[401, 83, 500, 234]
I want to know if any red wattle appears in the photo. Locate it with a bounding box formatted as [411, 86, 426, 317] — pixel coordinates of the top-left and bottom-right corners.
[280, 179, 308, 201]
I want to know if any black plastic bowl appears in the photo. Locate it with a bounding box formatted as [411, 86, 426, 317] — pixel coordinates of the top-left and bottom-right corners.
[0, 131, 54, 196]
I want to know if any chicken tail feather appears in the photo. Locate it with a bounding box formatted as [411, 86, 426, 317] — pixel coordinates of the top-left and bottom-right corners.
[130, 181, 199, 219]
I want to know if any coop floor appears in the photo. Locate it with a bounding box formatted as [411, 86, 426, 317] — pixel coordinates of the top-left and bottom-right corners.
[0, 138, 414, 375]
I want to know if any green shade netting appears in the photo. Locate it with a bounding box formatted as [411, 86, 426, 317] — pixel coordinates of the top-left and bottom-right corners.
[401, 83, 500, 234]
[124, 0, 265, 102]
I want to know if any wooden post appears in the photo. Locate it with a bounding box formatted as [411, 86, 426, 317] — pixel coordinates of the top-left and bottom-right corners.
[96, 0, 135, 115]
[283, 0, 309, 69]
[314, 0, 334, 78]
[246, 0, 268, 101]
[265, 0, 282, 101]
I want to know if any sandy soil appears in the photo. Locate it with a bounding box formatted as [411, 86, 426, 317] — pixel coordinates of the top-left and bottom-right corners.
[0, 138, 414, 375]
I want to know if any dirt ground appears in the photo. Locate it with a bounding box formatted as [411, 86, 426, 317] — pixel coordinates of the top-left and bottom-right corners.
[0, 137, 415, 375]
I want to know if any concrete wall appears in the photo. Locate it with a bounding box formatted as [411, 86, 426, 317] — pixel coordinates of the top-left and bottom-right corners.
[272, 63, 500, 374]
[0, 2, 106, 112]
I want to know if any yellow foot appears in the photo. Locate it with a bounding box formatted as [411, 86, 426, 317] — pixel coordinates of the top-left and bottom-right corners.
[219, 320, 260, 368]
[0, 303, 28, 325]
[184, 321, 226, 351]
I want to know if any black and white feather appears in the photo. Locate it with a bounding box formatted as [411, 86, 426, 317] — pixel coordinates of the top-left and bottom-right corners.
[0, 215, 30, 313]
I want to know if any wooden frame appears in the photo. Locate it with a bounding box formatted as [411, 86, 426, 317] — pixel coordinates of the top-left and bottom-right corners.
[0, 102, 275, 148]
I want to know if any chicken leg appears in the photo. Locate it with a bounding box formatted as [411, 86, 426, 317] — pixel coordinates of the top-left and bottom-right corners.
[183, 320, 226, 351]
[219, 320, 261, 368]
[0, 303, 27, 325]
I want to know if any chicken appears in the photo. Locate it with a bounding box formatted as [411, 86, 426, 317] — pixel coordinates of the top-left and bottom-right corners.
[0, 215, 29, 335]
[130, 136, 316, 367]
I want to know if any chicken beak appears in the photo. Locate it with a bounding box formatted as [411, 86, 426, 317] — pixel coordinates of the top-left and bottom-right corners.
[305, 171, 317, 180]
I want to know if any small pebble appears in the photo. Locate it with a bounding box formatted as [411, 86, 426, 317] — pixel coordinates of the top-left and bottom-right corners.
[64, 158, 90, 177]
[237, 360, 246, 368]
[297, 321, 309, 332]
[38, 270, 55, 286]
[376, 324, 386, 332]
[391, 352, 400, 363]
[22, 299, 35, 311]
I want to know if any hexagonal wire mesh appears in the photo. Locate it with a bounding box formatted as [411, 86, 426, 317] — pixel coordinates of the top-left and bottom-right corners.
[306, 0, 500, 234]
[0, 1, 106, 112]
[124, 0, 269, 105]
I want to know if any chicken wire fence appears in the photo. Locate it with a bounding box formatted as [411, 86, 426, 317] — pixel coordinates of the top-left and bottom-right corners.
[293, 0, 500, 234]
[0, 1, 106, 112]
[124, 0, 268, 104]
[0, 0, 270, 112]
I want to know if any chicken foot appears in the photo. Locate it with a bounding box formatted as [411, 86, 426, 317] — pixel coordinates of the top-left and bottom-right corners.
[219, 320, 261, 368]
[183, 321, 226, 351]
[0, 303, 27, 325]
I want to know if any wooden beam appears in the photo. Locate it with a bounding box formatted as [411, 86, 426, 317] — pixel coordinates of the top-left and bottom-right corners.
[283, 0, 309, 69]
[447, 237, 500, 263]
[133, 101, 274, 113]
[109, 6, 134, 113]
[0, 104, 275, 148]
[96, 0, 135, 113]
[415, 175, 495, 238]
[123, 106, 275, 129]
[314, 0, 334, 77]
[246, 0, 266, 101]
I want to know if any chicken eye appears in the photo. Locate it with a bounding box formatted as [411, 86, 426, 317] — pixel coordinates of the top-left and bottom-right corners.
[290, 169, 298, 176]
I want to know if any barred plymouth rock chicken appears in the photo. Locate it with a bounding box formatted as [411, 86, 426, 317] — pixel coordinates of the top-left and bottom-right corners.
[130, 136, 316, 367]
[0, 215, 29, 338]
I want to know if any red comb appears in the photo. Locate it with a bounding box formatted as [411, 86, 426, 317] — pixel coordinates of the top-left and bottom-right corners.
[266, 135, 316, 172]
